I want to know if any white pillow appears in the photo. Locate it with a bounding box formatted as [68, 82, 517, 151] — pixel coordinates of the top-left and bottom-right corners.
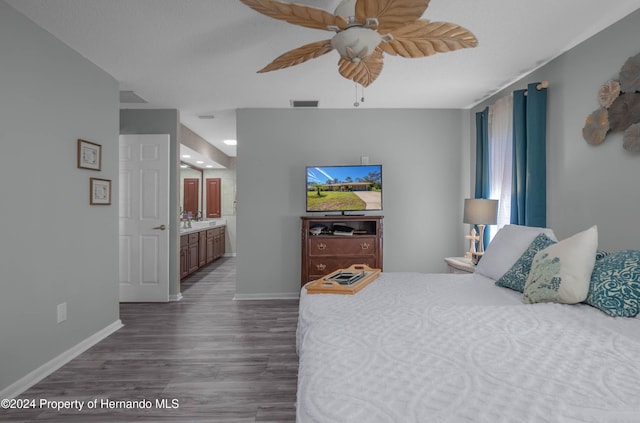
[523, 225, 598, 304]
[475, 224, 557, 280]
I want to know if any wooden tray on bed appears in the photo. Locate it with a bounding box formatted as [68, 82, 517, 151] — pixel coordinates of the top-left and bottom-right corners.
[305, 264, 381, 295]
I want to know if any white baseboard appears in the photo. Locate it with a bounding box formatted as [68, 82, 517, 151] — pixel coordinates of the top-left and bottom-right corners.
[169, 292, 183, 302]
[223, 252, 236, 257]
[0, 319, 123, 399]
[233, 292, 300, 300]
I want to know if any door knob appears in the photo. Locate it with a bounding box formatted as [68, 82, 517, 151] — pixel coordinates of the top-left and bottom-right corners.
[152, 224, 167, 230]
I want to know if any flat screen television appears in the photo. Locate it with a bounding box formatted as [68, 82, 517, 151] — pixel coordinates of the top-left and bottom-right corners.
[306, 164, 382, 213]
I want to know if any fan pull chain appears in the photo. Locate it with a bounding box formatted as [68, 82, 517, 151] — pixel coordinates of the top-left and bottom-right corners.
[353, 84, 365, 108]
[354, 83, 359, 107]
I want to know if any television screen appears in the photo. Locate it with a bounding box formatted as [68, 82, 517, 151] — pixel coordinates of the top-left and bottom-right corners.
[306, 165, 382, 213]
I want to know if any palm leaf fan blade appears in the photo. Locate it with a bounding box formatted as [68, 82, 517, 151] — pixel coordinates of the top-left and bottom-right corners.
[356, 0, 431, 32]
[258, 40, 334, 73]
[239, 0, 347, 31]
[380, 20, 477, 58]
[338, 48, 384, 87]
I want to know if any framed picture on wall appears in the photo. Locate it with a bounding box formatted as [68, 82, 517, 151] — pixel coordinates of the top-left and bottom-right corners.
[90, 178, 111, 205]
[78, 139, 102, 170]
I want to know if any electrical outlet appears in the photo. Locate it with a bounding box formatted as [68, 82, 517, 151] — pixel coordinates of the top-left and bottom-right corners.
[361, 156, 369, 165]
[57, 302, 67, 323]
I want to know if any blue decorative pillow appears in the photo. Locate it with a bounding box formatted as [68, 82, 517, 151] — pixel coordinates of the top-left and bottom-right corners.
[585, 250, 640, 317]
[495, 233, 556, 293]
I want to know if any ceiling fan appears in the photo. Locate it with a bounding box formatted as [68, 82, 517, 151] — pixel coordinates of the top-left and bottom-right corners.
[240, 0, 478, 87]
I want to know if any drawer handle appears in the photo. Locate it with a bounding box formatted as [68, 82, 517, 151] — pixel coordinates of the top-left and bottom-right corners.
[360, 242, 370, 250]
[316, 264, 326, 271]
[317, 243, 327, 250]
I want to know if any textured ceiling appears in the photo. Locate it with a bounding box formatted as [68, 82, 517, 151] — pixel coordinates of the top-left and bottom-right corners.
[6, 0, 640, 160]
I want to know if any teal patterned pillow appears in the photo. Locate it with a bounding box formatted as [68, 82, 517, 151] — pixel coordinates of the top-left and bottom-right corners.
[495, 233, 556, 292]
[585, 250, 640, 317]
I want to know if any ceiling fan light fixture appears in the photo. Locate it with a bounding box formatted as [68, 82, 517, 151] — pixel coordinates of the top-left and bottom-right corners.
[240, 0, 477, 88]
[331, 27, 381, 62]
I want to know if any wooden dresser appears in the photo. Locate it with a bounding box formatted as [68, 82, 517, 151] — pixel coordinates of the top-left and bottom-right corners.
[300, 215, 383, 285]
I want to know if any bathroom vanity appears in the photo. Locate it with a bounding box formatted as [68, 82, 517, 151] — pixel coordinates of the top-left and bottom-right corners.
[179, 220, 226, 280]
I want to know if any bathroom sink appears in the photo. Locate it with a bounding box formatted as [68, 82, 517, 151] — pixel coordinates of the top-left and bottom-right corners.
[180, 219, 227, 232]
[189, 221, 213, 229]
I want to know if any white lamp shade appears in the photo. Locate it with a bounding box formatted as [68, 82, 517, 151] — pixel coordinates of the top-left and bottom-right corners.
[331, 27, 381, 61]
[463, 198, 498, 225]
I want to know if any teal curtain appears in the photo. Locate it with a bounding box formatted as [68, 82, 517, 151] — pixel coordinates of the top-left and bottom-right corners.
[511, 83, 547, 227]
[474, 107, 490, 248]
[475, 107, 490, 199]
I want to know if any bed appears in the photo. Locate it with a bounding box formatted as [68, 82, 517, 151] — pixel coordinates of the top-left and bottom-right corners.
[296, 225, 640, 423]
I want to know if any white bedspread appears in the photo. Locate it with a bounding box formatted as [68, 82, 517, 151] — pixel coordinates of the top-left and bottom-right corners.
[297, 272, 640, 423]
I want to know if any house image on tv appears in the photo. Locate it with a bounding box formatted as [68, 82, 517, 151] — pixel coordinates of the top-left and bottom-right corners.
[322, 181, 372, 191]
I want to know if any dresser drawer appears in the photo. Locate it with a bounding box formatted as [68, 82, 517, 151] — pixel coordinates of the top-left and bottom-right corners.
[308, 237, 377, 256]
[307, 257, 378, 281]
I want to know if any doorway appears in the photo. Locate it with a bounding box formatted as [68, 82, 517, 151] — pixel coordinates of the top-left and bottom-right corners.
[119, 134, 170, 302]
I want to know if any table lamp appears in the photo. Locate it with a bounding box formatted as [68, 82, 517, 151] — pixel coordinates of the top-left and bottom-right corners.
[463, 198, 498, 262]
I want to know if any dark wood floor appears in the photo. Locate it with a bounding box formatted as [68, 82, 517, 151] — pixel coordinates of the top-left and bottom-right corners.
[2, 258, 300, 422]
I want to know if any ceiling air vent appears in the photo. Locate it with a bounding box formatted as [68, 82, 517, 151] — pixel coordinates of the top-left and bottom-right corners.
[291, 100, 319, 108]
[119, 90, 148, 103]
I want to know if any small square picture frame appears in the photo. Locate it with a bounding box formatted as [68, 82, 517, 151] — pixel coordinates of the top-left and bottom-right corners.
[90, 178, 111, 205]
[78, 139, 102, 171]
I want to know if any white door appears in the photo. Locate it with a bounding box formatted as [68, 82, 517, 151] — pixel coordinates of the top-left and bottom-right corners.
[119, 134, 170, 302]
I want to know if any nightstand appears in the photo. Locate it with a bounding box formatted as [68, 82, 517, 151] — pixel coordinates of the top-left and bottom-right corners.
[444, 257, 476, 274]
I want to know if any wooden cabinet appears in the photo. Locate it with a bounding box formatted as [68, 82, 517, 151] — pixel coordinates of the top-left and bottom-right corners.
[180, 225, 227, 280]
[206, 229, 215, 263]
[180, 235, 189, 279]
[187, 233, 199, 274]
[301, 216, 383, 285]
[213, 226, 225, 260]
[205, 227, 225, 263]
[199, 231, 207, 267]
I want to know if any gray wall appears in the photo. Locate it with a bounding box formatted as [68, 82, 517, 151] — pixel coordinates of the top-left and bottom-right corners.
[120, 109, 181, 299]
[236, 108, 466, 297]
[470, 9, 640, 251]
[0, 1, 120, 392]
